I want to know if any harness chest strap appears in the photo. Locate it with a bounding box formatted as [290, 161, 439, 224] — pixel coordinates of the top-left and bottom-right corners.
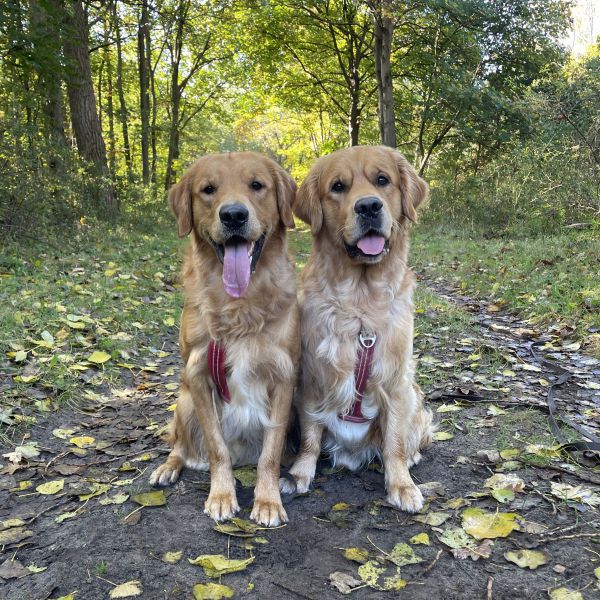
[339, 331, 377, 424]
[207, 339, 231, 403]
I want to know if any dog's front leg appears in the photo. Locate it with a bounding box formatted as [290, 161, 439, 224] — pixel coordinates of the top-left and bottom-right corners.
[251, 380, 293, 526]
[186, 360, 239, 521]
[382, 386, 424, 513]
[282, 403, 324, 495]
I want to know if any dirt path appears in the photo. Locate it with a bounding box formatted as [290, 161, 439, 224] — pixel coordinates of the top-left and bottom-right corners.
[1, 286, 599, 600]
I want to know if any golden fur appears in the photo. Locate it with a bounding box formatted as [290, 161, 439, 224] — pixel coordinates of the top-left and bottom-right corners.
[282, 145, 433, 512]
[150, 152, 300, 526]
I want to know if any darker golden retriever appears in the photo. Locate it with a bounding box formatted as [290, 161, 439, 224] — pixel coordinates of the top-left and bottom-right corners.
[150, 152, 299, 526]
[281, 145, 433, 512]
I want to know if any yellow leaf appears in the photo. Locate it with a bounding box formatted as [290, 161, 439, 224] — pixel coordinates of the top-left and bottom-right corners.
[413, 512, 451, 526]
[14, 350, 27, 362]
[53, 428, 76, 439]
[233, 466, 257, 488]
[79, 483, 110, 501]
[388, 542, 423, 567]
[192, 583, 234, 600]
[357, 560, 386, 589]
[99, 493, 129, 505]
[343, 547, 369, 563]
[69, 436, 95, 448]
[331, 502, 350, 511]
[549, 588, 583, 600]
[56, 594, 77, 600]
[382, 569, 407, 591]
[504, 549, 548, 569]
[433, 431, 454, 441]
[36, 479, 64, 495]
[1, 518, 26, 530]
[109, 580, 142, 598]
[462, 508, 519, 540]
[162, 550, 183, 564]
[188, 554, 254, 578]
[410, 532, 430, 545]
[131, 490, 166, 507]
[88, 351, 111, 364]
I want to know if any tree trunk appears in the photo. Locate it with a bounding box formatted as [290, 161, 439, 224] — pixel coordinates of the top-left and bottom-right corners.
[112, 0, 132, 180]
[104, 22, 116, 177]
[148, 22, 158, 184]
[348, 95, 360, 146]
[165, 73, 180, 190]
[30, 0, 68, 152]
[63, 0, 117, 214]
[138, 0, 151, 185]
[374, 13, 395, 147]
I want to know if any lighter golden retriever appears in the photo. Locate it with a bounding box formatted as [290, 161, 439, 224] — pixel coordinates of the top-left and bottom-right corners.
[150, 152, 299, 526]
[281, 145, 433, 512]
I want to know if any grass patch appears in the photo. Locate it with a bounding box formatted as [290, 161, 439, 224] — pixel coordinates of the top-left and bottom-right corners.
[0, 222, 183, 436]
[411, 224, 600, 355]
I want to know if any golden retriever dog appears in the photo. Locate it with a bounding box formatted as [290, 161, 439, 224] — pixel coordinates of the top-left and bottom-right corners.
[150, 152, 299, 526]
[281, 145, 433, 512]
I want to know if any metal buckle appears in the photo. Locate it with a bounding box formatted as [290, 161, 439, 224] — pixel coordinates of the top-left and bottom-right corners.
[359, 331, 377, 348]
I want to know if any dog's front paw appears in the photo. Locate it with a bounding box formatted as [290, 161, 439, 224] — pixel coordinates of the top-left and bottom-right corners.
[149, 462, 182, 487]
[251, 496, 288, 527]
[204, 491, 239, 522]
[386, 484, 424, 513]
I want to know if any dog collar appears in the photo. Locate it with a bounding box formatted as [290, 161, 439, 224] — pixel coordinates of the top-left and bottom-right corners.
[207, 340, 231, 403]
[338, 331, 376, 423]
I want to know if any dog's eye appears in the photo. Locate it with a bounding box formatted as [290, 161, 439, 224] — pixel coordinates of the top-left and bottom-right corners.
[251, 181, 263, 191]
[202, 185, 215, 195]
[376, 175, 390, 187]
[331, 181, 345, 193]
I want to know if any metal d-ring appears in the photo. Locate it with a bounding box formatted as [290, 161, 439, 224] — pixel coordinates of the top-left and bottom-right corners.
[359, 331, 377, 348]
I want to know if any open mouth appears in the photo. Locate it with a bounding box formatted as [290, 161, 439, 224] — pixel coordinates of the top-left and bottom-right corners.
[345, 232, 389, 261]
[210, 233, 266, 298]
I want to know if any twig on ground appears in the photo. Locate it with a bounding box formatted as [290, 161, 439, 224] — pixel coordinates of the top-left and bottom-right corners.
[420, 549, 444, 577]
[487, 576, 493, 600]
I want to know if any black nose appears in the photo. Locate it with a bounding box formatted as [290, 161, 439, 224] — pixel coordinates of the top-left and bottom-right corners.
[219, 203, 249, 228]
[354, 196, 383, 219]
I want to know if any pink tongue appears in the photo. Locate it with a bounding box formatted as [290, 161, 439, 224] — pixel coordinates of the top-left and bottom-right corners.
[356, 234, 385, 255]
[222, 241, 251, 298]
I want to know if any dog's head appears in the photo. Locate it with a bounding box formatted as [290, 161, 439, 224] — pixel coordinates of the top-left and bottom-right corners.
[294, 146, 428, 264]
[169, 152, 296, 297]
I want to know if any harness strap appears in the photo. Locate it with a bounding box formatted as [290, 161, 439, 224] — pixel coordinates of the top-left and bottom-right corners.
[339, 331, 376, 423]
[207, 340, 230, 403]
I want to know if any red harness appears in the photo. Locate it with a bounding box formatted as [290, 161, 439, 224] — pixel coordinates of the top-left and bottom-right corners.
[207, 332, 376, 422]
[338, 331, 377, 424]
[207, 340, 231, 403]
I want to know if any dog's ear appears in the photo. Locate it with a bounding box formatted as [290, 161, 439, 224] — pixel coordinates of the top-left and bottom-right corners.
[168, 174, 193, 237]
[394, 151, 429, 223]
[294, 168, 323, 235]
[270, 163, 297, 229]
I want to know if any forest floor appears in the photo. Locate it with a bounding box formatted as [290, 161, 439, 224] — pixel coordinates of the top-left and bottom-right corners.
[1, 223, 599, 600]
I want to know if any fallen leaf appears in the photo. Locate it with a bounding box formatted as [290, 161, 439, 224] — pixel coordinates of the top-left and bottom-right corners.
[88, 351, 111, 364]
[462, 508, 519, 540]
[131, 490, 166, 507]
[36, 479, 64, 495]
[0, 518, 26, 530]
[162, 550, 183, 564]
[0, 526, 33, 545]
[413, 511, 451, 526]
[232, 465, 257, 488]
[192, 583, 234, 600]
[0, 558, 31, 579]
[27, 563, 47, 573]
[484, 473, 524, 493]
[387, 542, 423, 567]
[109, 580, 142, 598]
[550, 482, 600, 507]
[329, 572, 362, 595]
[433, 431, 454, 441]
[188, 554, 254, 578]
[99, 493, 129, 505]
[549, 588, 583, 600]
[55, 511, 79, 524]
[343, 547, 369, 564]
[438, 527, 475, 550]
[505, 549, 548, 569]
[69, 436, 95, 448]
[452, 539, 493, 561]
[357, 560, 386, 589]
[52, 428, 76, 440]
[410, 532, 430, 545]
